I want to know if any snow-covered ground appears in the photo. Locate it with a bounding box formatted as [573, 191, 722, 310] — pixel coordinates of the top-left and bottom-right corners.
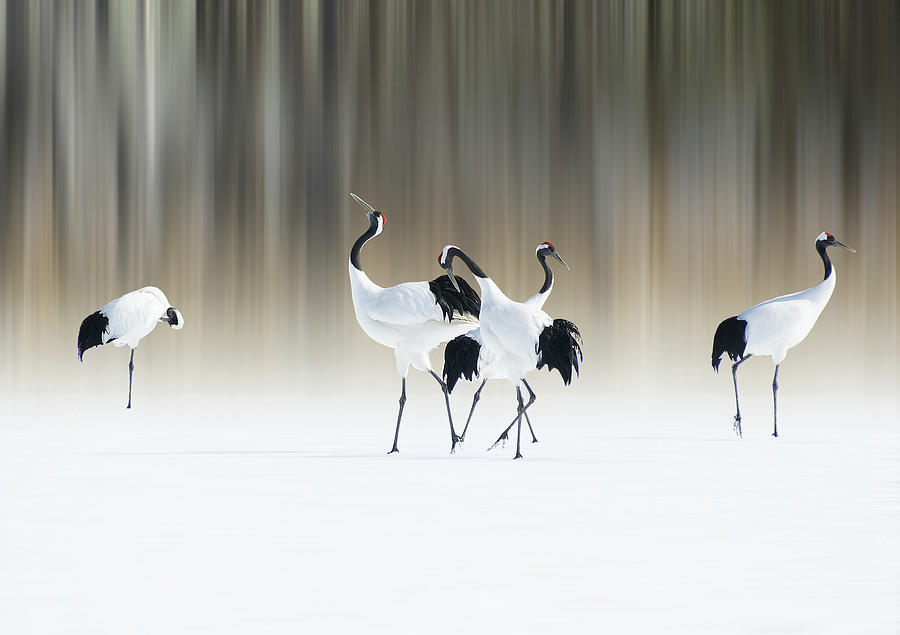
[1, 391, 897, 634]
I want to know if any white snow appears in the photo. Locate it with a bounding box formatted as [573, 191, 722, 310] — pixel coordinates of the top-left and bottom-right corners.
[0, 391, 897, 634]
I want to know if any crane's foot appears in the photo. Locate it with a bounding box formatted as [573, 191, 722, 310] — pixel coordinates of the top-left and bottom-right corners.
[771, 431, 778, 438]
[387, 447, 399, 455]
[733, 415, 743, 438]
[513, 451, 523, 460]
[450, 433, 462, 454]
[488, 432, 508, 451]
[530, 436, 539, 444]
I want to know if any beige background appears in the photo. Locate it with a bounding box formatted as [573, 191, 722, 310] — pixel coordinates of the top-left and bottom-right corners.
[0, 1, 896, 402]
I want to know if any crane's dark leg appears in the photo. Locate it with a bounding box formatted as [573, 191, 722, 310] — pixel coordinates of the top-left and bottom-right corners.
[513, 387, 525, 459]
[771, 364, 780, 438]
[388, 377, 406, 454]
[524, 411, 538, 443]
[489, 380, 537, 450]
[459, 379, 487, 442]
[430, 370, 460, 453]
[521, 378, 538, 442]
[126, 349, 135, 409]
[731, 355, 752, 437]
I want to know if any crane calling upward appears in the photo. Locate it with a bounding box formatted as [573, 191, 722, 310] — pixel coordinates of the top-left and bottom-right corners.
[712, 232, 854, 437]
[439, 245, 582, 459]
[77, 286, 184, 408]
[443, 242, 572, 443]
[348, 194, 481, 454]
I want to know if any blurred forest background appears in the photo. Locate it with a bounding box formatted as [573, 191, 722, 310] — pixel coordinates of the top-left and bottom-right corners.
[0, 1, 896, 402]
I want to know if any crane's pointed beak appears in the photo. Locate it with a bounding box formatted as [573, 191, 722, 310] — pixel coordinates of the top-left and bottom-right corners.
[350, 193, 377, 221]
[835, 239, 855, 253]
[552, 251, 570, 271]
[444, 267, 462, 293]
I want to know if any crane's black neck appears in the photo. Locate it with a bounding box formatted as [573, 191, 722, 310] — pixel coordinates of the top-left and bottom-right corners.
[536, 251, 554, 294]
[816, 241, 833, 281]
[350, 217, 379, 271]
[447, 247, 488, 279]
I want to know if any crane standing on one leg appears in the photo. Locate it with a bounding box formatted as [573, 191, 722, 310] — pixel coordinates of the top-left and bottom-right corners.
[77, 286, 184, 409]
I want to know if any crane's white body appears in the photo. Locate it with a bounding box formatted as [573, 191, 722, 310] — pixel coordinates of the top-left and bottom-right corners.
[740, 268, 835, 365]
[458, 286, 551, 382]
[473, 277, 552, 385]
[99, 286, 183, 349]
[449, 241, 564, 385]
[349, 263, 476, 375]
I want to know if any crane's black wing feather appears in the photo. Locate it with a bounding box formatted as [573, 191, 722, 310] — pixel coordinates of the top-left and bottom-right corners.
[537, 319, 583, 385]
[77, 311, 111, 361]
[428, 275, 481, 321]
[443, 334, 480, 393]
[711, 316, 747, 371]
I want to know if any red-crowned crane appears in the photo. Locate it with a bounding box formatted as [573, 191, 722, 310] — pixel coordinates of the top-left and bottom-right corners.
[348, 194, 481, 454]
[443, 242, 572, 444]
[712, 232, 854, 437]
[439, 245, 582, 459]
[77, 286, 184, 409]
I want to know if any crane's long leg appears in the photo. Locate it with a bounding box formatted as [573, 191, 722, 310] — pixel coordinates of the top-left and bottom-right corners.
[126, 350, 135, 409]
[388, 377, 406, 454]
[459, 379, 487, 442]
[429, 370, 460, 453]
[524, 411, 538, 443]
[731, 355, 752, 438]
[771, 364, 780, 438]
[489, 380, 537, 451]
[462, 379, 538, 444]
[513, 387, 525, 460]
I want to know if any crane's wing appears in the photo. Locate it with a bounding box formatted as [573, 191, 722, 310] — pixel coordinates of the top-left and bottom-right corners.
[362, 281, 449, 326]
[537, 318, 583, 385]
[101, 289, 167, 342]
[443, 328, 482, 393]
[363, 280, 478, 327]
[740, 298, 818, 352]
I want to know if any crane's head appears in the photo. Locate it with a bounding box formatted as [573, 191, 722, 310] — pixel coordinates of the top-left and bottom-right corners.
[438, 245, 462, 293]
[160, 307, 184, 330]
[816, 232, 855, 252]
[350, 193, 386, 237]
[536, 241, 570, 270]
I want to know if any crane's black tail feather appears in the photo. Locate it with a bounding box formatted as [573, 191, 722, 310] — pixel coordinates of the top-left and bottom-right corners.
[443, 334, 481, 393]
[537, 319, 583, 385]
[429, 275, 481, 321]
[711, 316, 748, 371]
[77, 311, 110, 361]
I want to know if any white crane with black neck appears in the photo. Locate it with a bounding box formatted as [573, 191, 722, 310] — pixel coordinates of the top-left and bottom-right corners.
[77, 286, 184, 409]
[439, 245, 582, 459]
[712, 232, 855, 437]
[348, 194, 481, 454]
[443, 241, 572, 444]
